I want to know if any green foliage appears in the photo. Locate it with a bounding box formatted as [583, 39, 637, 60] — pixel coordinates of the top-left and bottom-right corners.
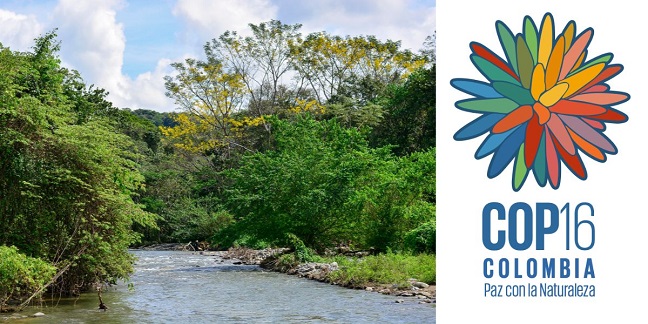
[370, 66, 436, 156]
[131, 109, 178, 127]
[404, 220, 436, 254]
[0, 246, 56, 309]
[350, 148, 436, 252]
[231, 235, 270, 250]
[326, 252, 436, 287]
[285, 233, 320, 263]
[222, 114, 380, 249]
[0, 32, 156, 296]
[220, 115, 435, 252]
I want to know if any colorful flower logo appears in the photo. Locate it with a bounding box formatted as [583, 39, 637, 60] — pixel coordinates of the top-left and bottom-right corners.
[452, 13, 630, 191]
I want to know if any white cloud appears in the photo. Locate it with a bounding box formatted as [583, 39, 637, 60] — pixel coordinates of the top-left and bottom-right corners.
[286, 0, 435, 52]
[53, 0, 130, 104]
[127, 57, 182, 112]
[50, 0, 180, 111]
[0, 9, 43, 51]
[173, 0, 278, 43]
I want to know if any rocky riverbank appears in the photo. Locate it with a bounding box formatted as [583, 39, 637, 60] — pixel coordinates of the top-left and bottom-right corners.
[219, 247, 437, 304]
[135, 244, 436, 304]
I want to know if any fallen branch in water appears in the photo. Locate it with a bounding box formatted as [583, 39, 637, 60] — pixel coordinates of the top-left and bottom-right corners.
[18, 262, 71, 311]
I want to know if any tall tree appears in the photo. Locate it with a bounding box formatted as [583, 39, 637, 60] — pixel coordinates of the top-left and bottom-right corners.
[0, 32, 156, 296]
[210, 20, 305, 121]
[162, 57, 264, 164]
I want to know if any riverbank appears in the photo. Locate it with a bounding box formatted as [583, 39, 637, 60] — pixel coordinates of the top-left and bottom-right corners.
[135, 244, 436, 304]
[217, 247, 436, 304]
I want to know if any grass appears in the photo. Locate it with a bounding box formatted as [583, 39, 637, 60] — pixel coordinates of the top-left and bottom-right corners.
[324, 252, 436, 288]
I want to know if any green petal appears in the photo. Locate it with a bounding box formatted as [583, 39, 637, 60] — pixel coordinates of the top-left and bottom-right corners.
[523, 16, 539, 64]
[492, 81, 535, 105]
[513, 144, 529, 191]
[471, 55, 521, 85]
[497, 21, 518, 75]
[516, 35, 534, 89]
[456, 97, 520, 114]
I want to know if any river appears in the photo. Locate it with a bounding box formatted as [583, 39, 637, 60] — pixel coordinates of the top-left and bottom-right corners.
[3, 250, 436, 323]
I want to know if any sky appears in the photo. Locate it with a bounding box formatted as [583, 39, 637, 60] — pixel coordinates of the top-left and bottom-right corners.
[0, 0, 436, 112]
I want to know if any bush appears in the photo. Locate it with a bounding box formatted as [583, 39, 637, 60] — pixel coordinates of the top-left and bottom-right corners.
[231, 235, 270, 250]
[223, 115, 379, 249]
[0, 246, 56, 310]
[404, 219, 436, 253]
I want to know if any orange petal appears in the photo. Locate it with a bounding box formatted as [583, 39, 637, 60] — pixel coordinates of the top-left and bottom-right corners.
[545, 36, 565, 88]
[492, 105, 533, 133]
[568, 128, 605, 161]
[533, 102, 551, 124]
[549, 100, 607, 116]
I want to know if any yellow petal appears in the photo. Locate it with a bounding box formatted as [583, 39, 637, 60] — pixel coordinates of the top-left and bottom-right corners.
[530, 64, 546, 101]
[562, 63, 605, 97]
[537, 14, 554, 67]
[539, 82, 569, 107]
[562, 21, 575, 53]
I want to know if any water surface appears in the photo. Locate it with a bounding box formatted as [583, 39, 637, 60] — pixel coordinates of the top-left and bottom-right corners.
[3, 250, 436, 323]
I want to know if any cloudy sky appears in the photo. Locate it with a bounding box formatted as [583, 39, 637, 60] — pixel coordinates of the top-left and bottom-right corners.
[0, 0, 436, 112]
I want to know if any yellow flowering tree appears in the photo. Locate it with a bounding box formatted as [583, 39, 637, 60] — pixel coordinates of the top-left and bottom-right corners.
[162, 58, 264, 160]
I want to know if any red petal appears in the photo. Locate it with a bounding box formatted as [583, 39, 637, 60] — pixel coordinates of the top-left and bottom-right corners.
[553, 133, 586, 179]
[471, 42, 520, 82]
[525, 115, 543, 168]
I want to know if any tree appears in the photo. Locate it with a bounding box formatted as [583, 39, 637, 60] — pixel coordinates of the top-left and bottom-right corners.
[220, 115, 435, 252]
[221, 115, 378, 249]
[162, 57, 264, 164]
[289, 33, 425, 104]
[210, 20, 305, 121]
[0, 32, 156, 296]
[370, 65, 436, 156]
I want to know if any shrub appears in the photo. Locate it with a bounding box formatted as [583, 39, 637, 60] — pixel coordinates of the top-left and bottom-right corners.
[0, 246, 56, 310]
[404, 219, 436, 253]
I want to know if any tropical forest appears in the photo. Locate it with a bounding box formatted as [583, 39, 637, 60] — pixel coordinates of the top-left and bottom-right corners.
[0, 20, 436, 315]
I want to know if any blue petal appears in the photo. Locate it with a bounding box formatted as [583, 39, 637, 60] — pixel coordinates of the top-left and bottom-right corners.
[475, 126, 517, 159]
[454, 114, 505, 140]
[487, 125, 527, 178]
[451, 79, 503, 98]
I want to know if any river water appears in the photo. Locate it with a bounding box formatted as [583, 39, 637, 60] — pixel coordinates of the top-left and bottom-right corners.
[3, 250, 436, 323]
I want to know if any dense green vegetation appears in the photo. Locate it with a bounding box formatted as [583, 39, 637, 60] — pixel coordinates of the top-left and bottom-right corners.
[0, 32, 156, 304]
[1, 20, 435, 307]
[138, 21, 436, 254]
[0, 246, 56, 311]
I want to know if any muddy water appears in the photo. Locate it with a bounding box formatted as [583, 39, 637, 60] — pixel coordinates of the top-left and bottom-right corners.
[3, 250, 436, 323]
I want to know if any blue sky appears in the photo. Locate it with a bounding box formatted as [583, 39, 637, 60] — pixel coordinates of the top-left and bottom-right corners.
[0, 0, 436, 112]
